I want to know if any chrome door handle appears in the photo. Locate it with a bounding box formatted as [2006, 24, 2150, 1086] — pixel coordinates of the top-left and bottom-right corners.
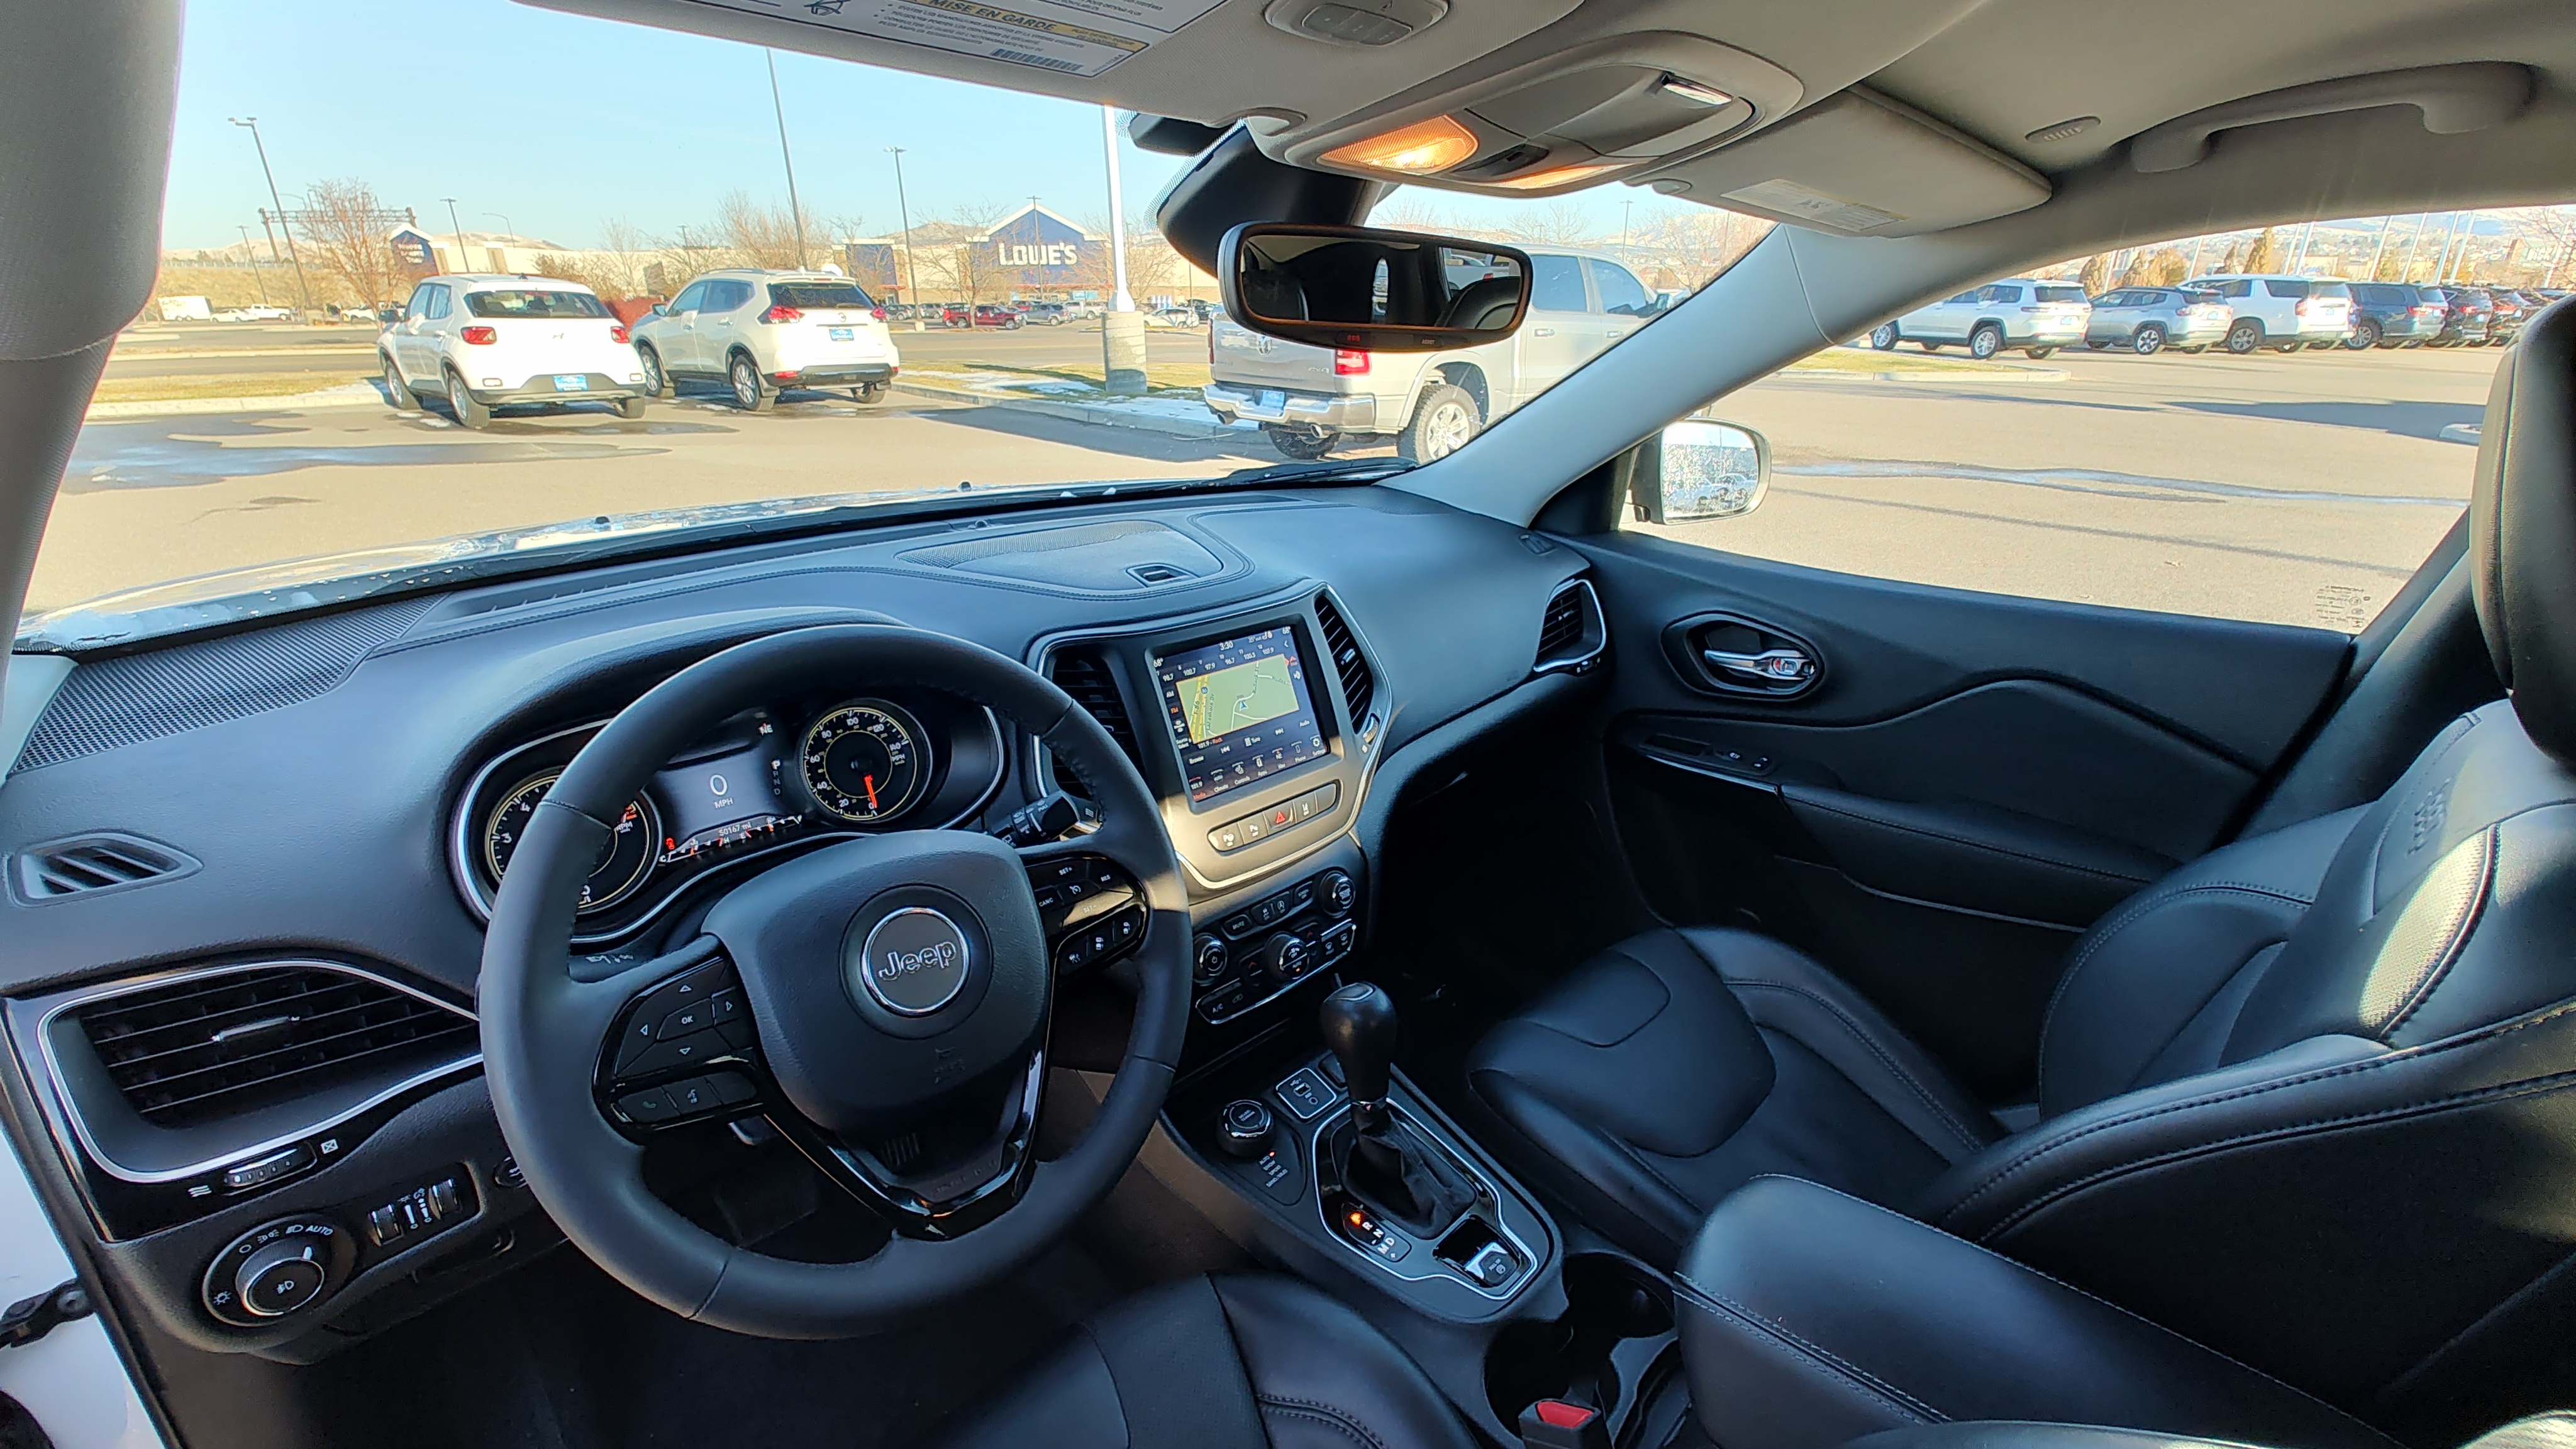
[1531, 327, 1557, 337]
[1704, 647, 1816, 686]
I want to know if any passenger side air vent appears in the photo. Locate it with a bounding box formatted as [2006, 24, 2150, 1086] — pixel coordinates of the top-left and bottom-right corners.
[1313, 592, 1375, 725]
[1046, 645, 1144, 770]
[1535, 579, 1607, 674]
[73, 965, 475, 1130]
[9, 833, 199, 904]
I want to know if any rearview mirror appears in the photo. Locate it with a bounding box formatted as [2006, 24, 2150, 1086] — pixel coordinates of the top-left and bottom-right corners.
[1632, 420, 1770, 524]
[1218, 223, 1531, 352]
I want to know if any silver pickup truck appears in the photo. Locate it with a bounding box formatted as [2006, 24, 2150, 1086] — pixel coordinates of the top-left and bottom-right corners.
[1204, 248, 1662, 461]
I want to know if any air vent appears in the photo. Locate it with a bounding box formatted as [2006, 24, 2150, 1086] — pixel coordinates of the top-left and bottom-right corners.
[74, 966, 475, 1130]
[1535, 579, 1607, 674]
[1313, 593, 1375, 725]
[9, 833, 199, 904]
[1047, 646, 1144, 770]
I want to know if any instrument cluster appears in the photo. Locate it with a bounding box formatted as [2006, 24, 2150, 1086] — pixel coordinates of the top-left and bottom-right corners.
[451, 691, 1004, 944]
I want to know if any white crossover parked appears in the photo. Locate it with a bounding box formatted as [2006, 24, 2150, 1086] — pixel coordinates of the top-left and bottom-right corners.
[380, 275, 648, 427]
[630, 270, 902, 411]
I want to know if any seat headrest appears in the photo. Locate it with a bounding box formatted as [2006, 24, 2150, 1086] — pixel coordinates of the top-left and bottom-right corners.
[1238, 270, 1307, 321]
[1441, 276, 1521, 331]
[2470, 296, 2576, 763]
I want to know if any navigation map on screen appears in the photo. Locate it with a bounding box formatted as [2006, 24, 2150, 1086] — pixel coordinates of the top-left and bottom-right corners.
[1157, 626, 1328, 806]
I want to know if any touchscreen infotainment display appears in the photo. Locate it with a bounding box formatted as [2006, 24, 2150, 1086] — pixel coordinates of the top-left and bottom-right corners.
[1155, 625, 1329, 806]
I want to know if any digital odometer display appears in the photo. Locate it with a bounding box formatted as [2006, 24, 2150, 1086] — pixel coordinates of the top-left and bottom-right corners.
[1157, 626, 1327, 806]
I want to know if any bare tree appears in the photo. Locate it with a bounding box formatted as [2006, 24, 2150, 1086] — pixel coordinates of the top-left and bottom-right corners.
[296, 178, 407, 309]
[1373, 190, 1452, 232]
[586, 216, 655, 299]
[2077, 252, 2113, 294]
[2243, 226, 2286, 273]
[709, 189, 823, 270]
[1633, 209, 1772, 291]
[1504, 200, 1596, 247]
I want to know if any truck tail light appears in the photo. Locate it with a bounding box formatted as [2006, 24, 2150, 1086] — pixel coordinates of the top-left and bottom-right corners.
[1333, 348, 1370, 375]
[760, 304, 802, 324]
[461, 326, 497, 345]
[609, 324, 630, 343]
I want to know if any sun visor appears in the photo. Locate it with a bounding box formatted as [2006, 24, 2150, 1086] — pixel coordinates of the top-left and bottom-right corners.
[1638, 87, 2048, 238]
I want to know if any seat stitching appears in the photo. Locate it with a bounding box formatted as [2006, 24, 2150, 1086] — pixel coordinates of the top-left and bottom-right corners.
[1977, 1065, 2576, 1241]
[1941, 995, 2576, 1219]
[1679, 1279, 1945, 1424]
[1255, 1395, 1394, 1449]
[1793, 794, 2163, 884]
[1722, 976, 1989, 1157]
[2035, 882, 2321, 1105]
[2381, 826, 2497, 1037]
[1739, 1174, 2401, 1444]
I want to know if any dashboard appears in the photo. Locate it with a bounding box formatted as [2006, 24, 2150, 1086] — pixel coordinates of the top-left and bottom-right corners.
[0, 484, 1599, 1360]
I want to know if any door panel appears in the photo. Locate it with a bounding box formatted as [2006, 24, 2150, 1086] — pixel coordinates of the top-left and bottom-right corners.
[1577, 531, 2351, 1097]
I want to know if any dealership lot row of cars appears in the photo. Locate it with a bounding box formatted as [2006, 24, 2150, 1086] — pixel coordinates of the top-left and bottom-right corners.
[1868, 274, 2568, 358]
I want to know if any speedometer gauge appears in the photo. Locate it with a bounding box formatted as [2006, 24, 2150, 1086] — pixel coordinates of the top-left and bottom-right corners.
[799, 701, 931, 824]
[482, 771, 658, 914]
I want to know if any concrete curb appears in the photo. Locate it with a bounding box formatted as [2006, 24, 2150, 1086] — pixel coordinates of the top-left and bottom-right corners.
[1789, 365, 2072, 384]
[2440, 423, 2483, 445]
[87, 383, 386, 419]
[892, 379, 1246, 440]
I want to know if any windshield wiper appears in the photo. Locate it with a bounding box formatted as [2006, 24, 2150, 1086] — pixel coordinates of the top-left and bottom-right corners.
[1212, 457, 1413, 487]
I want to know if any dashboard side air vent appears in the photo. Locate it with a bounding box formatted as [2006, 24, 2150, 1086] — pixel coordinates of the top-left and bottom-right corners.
[1313, 592, 1375, 726]
[1046, 645, 1144, 771]
[1535, 579, 1607, 675]
[9, 833, 199, 904]
[72, 965, 476, 1131]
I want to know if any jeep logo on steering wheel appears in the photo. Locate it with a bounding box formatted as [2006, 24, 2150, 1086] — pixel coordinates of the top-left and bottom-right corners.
[853, 907, 973, 1016]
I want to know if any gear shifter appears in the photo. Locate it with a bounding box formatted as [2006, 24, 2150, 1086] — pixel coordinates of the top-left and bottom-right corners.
[1318, 983, 1474, 1238]
[1319, 982, 1397, 1131]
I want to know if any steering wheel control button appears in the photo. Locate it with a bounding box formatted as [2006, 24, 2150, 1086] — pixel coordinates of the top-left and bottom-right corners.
[616, 1086, 677, 1123]
[1274, 1067, 1341, 1120]
[655, 1001, 714, 1039]
[853, 906, 974, 1016]
[623, 1031, 724, 1077]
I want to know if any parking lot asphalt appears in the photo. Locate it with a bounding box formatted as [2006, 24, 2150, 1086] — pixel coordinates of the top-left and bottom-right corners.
[36, 334, 2502, 634]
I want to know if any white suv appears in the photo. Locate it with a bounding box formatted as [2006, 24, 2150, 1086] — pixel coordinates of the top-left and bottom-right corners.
[630, 270, 901, 411]
[2187, 274, 2355, 353]
[380, 275, 647, 428]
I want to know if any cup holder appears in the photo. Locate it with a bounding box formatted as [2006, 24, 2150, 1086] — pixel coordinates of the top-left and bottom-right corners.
[1484, 1252, 1677, 1428]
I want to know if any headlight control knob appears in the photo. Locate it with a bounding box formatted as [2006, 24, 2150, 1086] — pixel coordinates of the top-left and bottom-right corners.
[238, 1239, 328, 1318]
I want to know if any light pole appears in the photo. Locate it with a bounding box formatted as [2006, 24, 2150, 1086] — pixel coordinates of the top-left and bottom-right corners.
[1620, 199, 1635, 249]
[236, 224, 270, 305]
[887, 147, 924, 331]
[765, 50, 808, 269]
[442, 197, 469, 272]
[229, 117, 313, 319]
[1099, 105, 1145, 394]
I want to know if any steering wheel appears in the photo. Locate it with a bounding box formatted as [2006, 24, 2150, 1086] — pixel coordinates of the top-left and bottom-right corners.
[478, 625, 1190, 1338]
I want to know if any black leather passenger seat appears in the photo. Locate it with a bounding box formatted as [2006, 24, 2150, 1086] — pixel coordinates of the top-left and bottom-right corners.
[1470, 297, 2576, 1418]
[1468, 926, 2002, 1259]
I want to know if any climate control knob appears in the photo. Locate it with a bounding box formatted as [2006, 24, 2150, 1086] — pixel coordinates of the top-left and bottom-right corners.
[1262, 931, 1313, 985]
[1318, 869, 1356, 918]
[236, 1238, 328, 1318]
[1193, 933, 1230, 985]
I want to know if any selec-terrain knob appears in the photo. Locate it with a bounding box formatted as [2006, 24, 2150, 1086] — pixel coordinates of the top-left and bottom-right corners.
[1218, 1099, 1274, 1158]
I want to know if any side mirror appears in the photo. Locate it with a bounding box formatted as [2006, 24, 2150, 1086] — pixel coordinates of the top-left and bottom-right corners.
[647, 303, 668, 317]
[1632, 419, 1770, 524]
[1218, 222, 1531, 352]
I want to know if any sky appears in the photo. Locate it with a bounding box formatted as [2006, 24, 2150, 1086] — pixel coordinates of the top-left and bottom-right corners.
[161, 0, 1691, 253]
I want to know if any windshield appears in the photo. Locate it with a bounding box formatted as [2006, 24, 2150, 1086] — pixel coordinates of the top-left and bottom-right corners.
[33, 0, 1745, 647]
[463, 289, 613, 319]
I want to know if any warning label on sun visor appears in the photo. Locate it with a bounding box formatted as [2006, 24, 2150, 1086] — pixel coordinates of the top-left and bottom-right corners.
[1719, 179, 1906, 235]
[694, 0, 1221, 76]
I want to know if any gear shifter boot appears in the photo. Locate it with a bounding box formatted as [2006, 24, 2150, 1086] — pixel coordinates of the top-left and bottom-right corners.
[1340, 1118, 1476, 1238]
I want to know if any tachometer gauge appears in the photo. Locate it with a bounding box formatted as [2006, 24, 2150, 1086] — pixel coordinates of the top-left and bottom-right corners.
[482, 771, 658, 914]
[799, 701, 931, 824]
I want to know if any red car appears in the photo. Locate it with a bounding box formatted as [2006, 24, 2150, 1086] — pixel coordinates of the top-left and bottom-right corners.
[941, 303, 1025, 329]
